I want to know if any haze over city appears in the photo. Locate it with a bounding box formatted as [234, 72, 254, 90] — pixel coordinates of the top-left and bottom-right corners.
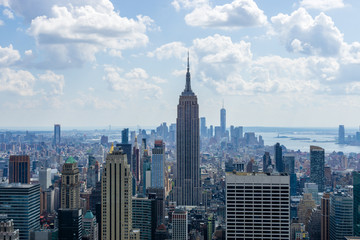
[1, 0, 360, 128]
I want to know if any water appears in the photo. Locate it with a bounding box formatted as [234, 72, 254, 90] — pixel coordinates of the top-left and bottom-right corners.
[244, 127, 360, 154]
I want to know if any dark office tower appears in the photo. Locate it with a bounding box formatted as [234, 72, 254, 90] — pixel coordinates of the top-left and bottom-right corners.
[132, 195, 157, 240]
[0, 183, 40, 240]
[122, 128, 129, 144]
[132, 137, 140, 183]
[200, 117, 207, 138]
[119, 143, 132, 166]
[329, 191, 353, 240]
[283, 154, 297, 196]
[220, 105, 226, 137]
[274, 143, 283, 173]
[9, 155, 30, 184]
[147, 189, 165, 227]
[321, 193, 330, 240]
[338, 125, 345, 144]
[354, 171, 360, 236]
[310, 146, 325, 192]
[53, 124, 60, 145]
[58, 208, 82, 240]
[175, 53, 201, 206]
[262, 152, 272, 173]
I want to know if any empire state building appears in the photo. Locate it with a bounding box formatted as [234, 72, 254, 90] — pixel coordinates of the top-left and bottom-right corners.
[175, 54, 201, 206]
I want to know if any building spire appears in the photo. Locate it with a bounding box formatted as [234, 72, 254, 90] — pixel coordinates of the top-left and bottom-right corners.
[183, 50, 193, 95]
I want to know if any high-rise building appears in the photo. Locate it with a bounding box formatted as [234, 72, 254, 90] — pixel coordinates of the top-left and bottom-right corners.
[61, 157, 80, 209]
[263, 152, 272, 173]
[101, 145, 136, 240]
[146, 189, 165, 227]
[232, 126, 243, 148]
[321, 193, 330, 240]
[53, 124, 61, 145]
[119, 143, 132, 166]
[339, 125, 345, 144]
[208, 125, 213, 138]
[132, 195, 157, 240]
[329, 191, 353, 240]
[310, 146, 325, 192]
[172, 209, 188, 240]
[39, 167, 51, 190]
[83, 210, 98, 240]
[9, 155, 30, 184]
[283, 154, 297, 196]
[354, 171, 360, 236]
[151, 140, 165, 188]
[0, 183, 40, 240]
[122, 128, 129, 144]
[297, 193, 316, 227]
[200, 117, 207, 138]
[58, 208, 82, 240]
[174, 54, 201, 206]
[0, 215, 19, 240]
[132, 137, 140, 184]
[226, 172, 290, 239]
[220, 105, 226, 137]
[274, 143, 283, 173]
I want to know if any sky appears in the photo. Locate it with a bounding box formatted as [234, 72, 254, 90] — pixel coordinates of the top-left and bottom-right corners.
[0, 0, 360, 129]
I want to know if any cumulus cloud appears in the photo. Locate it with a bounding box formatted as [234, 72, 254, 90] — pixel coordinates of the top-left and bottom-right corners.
[147, 34, 355, 96]
[172, 0, 208, 11]
[300, 0, 345, 11]
[0, 68, 36, 96]
[184, 0, 267, 29]
[4, 0, 154, 67]
[103, 67, 163, 99]
[3, 8, 13, 19]
[271, 8, 343, 56]
[38, 70, 65, 95]
[0, 44, 20, 66]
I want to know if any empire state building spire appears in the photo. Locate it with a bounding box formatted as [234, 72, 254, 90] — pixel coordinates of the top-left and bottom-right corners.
[182, 51, 194, 96]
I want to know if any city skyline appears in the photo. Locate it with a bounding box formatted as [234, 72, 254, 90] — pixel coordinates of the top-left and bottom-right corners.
[1, 0, 360, 128]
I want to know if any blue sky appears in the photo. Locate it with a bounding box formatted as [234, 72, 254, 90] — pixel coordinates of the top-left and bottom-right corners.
[0, 0, 360, 128]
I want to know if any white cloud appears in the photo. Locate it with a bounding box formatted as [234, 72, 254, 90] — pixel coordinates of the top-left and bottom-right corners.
[0, 68, 36, 96]
[0, 20, 3, 26]
[72, 92, 123, 110]
[300, 0, 345, 11]
[171, 0, 208, 11]
[38, 70, 65, 95]
[8, 0, 154, 67]
[103, 67, 163, 99]
[271, 8, 343, 56]
[147, 42, 187, 60]
[184, 0, 267, 29]
[24, 50, 33, 56]
[0, 44, 20, 66]
[3, 8, 13, 19]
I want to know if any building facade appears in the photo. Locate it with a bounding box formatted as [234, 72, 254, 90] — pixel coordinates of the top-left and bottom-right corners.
[321, 193, 330, 240]
[353, 171, 360, 236]
[0, 184, 40, 240]
[39, 167, 51, 190]
[329, 191, 353, 240]
[132, 196, 156, 240]
[61, 157, 80, 209]
[101, 145, 134, 240]
[274, 143, 283, 173]
[151, 140, 165, 188]
[172, 209, 188, 240]
[310, 146, 325, 192]
[58, 208, 82, 240]
[226, 172, 290, 239]
[174, 55, 201, 206]
[9, 155, 30, 184]
[0, 215, 19, 240]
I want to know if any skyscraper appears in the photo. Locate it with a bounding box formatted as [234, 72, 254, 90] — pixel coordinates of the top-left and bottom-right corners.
[220, 105, 226, 137]
[0, 183, 40, 240]
[132, 137, 140, 184]
[226, 172, 290, 239]
[175, 54, 201, 206]
[354, 171, 360, 236]
[321, 193, 330, 240]
[61, 157, 80, 209]
[101, 145, 137, 240]
[339, 125, 345, 144]
[172, 209, 188, 240]
[151, 140, 165, 188]
[200, 117, 207, 138]
[9, 155, 30, 184]
[58, 208, 82, 240]
[53, 124, 61, 145]
[122, 128, 129, 144]
[274, 143, 283, 173]
[132, 195, 157, 240]
[263, 152, 272, 173]
[39, 167, 51, 190]
[329, 191, 353, 240]
[310, 146, 325, 192]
